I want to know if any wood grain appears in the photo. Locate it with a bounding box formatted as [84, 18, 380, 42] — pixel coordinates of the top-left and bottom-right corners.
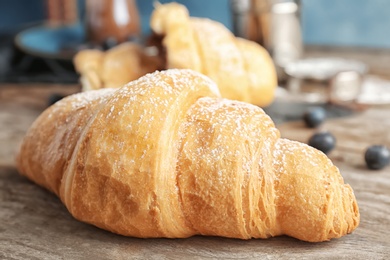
[1, 83, 389, 259]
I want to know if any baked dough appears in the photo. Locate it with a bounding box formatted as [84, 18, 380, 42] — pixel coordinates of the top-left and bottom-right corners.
[17, 69, 359, 242]
[74, 3, 277, 107]
[73, 43, 163, 91]
[151, 3, 277, 106]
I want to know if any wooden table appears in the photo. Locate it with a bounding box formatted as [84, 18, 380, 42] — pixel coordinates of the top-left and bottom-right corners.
[1, 59, 390, 258]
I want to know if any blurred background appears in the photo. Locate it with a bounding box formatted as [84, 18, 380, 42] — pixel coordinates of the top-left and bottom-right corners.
[2, 0, 390, 47]
[0, 0, 389, 84]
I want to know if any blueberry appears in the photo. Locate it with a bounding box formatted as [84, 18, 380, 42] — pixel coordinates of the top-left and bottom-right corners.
[308, 132, 336, 154]
[364, 145, 390, 170]
[303, 107, 326, 128]
[48, 93, 65, 106]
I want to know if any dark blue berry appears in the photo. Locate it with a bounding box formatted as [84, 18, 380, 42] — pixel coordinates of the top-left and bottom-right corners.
[48, 93, 65, 107]
[364, 145, 390, 170]
[308, 132, 336, 154]
[303, 107, 326, 128]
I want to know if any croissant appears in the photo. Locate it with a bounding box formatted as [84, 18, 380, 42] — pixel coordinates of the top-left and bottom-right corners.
[74, 3, 277, 107]
[16, 69, 359, 242]
[150, 2, 277, 106]
[73, 42, 163, 91]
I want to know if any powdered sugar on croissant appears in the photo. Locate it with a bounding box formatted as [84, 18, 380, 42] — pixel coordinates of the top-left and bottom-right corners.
[16, 69, 359, 242]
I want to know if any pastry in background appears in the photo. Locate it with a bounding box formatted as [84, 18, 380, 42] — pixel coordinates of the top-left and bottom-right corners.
[73, 42, 163, 91]
[150, 2, 277, 107]
[74, 2, 277, 107]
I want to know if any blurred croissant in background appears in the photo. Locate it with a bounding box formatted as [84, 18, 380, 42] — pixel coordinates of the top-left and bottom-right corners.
[73, 2, 277, 107]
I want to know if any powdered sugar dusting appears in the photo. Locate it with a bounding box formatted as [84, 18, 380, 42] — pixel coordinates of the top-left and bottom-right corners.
[78, 69, 225, 235]
[98, 69, 221, 127]
[29, 67, 354, 240]
[273, 138, 341, 186]
[175, 92, 282, 237]
[68, 88, 116, 109]
[47, 88, 116, 119]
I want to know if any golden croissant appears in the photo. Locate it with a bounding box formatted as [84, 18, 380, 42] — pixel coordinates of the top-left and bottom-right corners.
[16, 69, 359, 242]
[74, 2, 277, 107]
[150, 2, 277, 106]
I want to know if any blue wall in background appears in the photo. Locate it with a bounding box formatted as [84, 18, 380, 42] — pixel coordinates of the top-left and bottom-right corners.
[1, 0, 389, 49]
[0, 0, 45, 33]
[136, 0, 390, 49]
[136, 0, 231, 34]
[301, 0, 390, 48]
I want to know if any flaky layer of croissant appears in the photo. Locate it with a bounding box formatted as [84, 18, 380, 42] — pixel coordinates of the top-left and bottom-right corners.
[16, 69, 359, 242]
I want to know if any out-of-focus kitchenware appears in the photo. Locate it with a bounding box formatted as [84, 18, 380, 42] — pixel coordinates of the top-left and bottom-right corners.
[284, 57, 368, 104]
[356, 76, 390, 106]
[330, 71, 364, 103]
[85, 0, 140, 45]
[230, 0, 303, 79]
[15, 24, 84, 60]
[264, 57, 368, 124]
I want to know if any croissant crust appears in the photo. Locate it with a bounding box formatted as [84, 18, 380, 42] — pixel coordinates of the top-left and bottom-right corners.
[17, 69, 359, 242]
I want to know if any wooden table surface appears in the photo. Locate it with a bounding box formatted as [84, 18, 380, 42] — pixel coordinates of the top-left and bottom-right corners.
[1, 50, 390, 259]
